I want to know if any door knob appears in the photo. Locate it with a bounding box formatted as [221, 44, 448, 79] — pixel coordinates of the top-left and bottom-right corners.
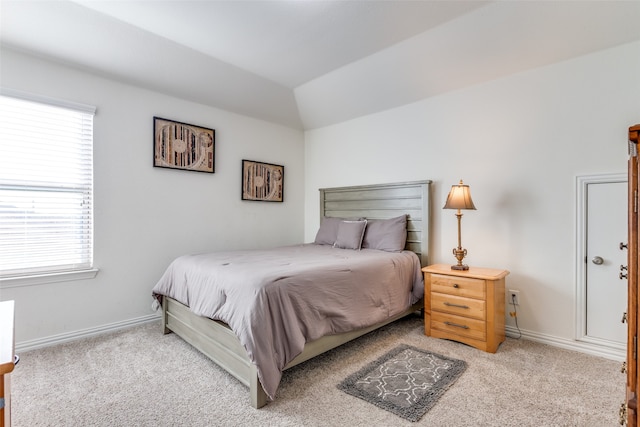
[592, 256, 604, 265]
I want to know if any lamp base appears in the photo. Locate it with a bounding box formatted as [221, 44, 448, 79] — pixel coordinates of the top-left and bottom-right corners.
[451, 247, 469, 271]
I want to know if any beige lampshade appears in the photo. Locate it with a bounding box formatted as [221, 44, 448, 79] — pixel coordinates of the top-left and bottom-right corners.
[443, 180, 476, 210]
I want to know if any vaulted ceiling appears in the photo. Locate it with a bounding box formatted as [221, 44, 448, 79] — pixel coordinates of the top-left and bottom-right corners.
[2, 1, 639, 130]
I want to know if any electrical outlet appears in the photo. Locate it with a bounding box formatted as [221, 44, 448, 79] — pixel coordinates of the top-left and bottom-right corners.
[509, 290, 520, 306]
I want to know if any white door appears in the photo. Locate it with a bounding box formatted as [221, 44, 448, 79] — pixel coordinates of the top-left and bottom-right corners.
[580, 176, 627, 347]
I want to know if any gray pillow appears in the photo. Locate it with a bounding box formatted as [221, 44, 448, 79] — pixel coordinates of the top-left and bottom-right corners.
[314, 217, 344, 245]
[362, 214, 407, 252]
[313, 217, 344, 245]
[333, 220, 367, 250]
[314, 216, 362, 245]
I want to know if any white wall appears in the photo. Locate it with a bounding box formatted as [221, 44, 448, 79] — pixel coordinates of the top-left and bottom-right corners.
[304, 41, 640, 349]
[0, 48, 305, 348]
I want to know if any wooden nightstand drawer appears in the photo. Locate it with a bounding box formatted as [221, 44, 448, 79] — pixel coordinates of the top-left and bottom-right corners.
[431, 292, 486, 320]
[430, 274, 486, 299]
[431, 312, 486, 341]
[423, 264, 509, 353]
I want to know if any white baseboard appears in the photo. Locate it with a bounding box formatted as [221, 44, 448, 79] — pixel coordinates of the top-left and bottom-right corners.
[506, 325, 625, 362]
[15, 313, 161, 354]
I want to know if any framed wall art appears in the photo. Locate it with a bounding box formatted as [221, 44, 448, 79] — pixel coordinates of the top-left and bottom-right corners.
[241, 160, 284, 202]
[153, 117, 215, 173]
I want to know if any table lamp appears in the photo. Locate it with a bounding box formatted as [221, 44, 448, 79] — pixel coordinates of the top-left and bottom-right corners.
[443, 180, 476, 270]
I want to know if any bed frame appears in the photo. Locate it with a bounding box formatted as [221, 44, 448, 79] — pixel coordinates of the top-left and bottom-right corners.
[161, 180, 432, 408]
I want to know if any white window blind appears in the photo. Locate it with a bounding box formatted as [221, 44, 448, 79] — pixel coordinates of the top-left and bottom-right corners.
[0, 93, 95, 278]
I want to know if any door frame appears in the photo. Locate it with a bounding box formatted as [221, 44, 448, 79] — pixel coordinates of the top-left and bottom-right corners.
[575, 173, 627, 351]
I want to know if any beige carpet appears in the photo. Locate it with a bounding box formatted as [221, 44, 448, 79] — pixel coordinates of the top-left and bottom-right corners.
[10, 314, 624, 426]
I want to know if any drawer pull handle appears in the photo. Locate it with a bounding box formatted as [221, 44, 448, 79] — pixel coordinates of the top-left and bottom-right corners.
[452, 284, 459, 288]
[444, 302, 469, 309]
[444, 321, 469, 329]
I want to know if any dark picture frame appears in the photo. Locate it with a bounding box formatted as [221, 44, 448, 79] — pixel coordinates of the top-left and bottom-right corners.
[241, 160, 284, 202]
[153, 117, 215, 173]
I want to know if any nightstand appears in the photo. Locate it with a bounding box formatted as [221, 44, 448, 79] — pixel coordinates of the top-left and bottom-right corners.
[422, 264, 509, 353]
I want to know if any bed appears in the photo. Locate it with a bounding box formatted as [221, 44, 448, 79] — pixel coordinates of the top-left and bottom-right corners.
[152, 180, 432, 408]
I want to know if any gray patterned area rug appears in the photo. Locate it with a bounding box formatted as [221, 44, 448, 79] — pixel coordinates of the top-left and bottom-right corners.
[337, 344, 467, 422]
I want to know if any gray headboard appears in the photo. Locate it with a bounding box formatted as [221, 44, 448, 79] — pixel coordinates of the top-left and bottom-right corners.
[319, 180, 432, 266]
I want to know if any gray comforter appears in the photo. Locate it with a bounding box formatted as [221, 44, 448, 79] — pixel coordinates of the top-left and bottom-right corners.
[152, 243, 423, 399]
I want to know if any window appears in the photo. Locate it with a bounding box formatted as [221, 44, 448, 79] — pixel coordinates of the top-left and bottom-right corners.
[0, 91, 96, 284]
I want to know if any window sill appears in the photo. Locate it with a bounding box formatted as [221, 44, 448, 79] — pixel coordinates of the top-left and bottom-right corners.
[0, 268, 99, 289]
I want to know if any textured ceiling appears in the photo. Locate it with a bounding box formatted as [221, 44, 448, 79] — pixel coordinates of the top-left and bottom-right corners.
[1, 1, 639, 130]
